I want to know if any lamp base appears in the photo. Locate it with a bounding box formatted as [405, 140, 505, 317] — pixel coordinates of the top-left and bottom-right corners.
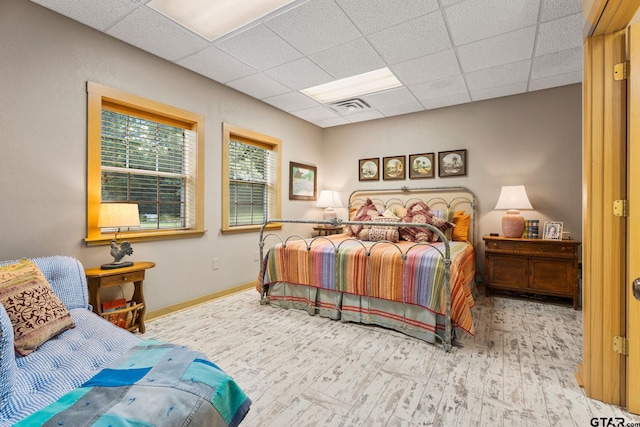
[100, 261, 134, 270]
[321, 208, 337, 227]
[502, 209, 525, 238]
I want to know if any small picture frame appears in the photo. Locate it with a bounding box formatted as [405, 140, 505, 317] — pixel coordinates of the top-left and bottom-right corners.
[543, 221, 563, 240]
[289, 161, 317, 201]
[438, 149, 467, 177]
[383, 155, 406, 180]
[409, 153, 435, 179]
[359, 158, 379, 181]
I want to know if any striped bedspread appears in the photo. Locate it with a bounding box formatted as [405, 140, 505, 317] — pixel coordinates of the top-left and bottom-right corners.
[262, 234, 476, 334]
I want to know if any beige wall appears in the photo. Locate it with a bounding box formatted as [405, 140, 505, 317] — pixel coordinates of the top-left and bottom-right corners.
[0, 0, 583, 310]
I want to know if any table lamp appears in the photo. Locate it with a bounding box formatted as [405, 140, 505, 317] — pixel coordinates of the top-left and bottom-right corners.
[316, 190, 343, 225]
[494, 185, 533, 238]
[98, 203, 140, 269]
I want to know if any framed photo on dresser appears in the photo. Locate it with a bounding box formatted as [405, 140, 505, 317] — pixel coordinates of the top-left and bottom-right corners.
[543, 221, 563, 240]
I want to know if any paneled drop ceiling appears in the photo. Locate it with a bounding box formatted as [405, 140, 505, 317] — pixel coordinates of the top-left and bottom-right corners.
[31, 0, 583, 128]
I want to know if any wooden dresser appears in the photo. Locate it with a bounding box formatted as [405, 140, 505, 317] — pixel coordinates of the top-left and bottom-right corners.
[483, 236, 581, 309]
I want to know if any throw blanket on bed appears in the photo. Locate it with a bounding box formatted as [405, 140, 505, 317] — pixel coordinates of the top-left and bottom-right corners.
[262, 235, 476, 334]
[14, 340, 251, 427]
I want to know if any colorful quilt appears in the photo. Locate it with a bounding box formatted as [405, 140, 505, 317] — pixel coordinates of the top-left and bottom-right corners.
[14, 340, 251, 427]
[262, 235, 476, 334]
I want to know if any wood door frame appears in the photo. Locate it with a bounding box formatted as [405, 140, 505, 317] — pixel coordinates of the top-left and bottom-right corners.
[582, 0, 640, 410]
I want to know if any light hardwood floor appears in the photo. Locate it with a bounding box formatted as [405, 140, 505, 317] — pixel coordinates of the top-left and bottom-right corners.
[144, 288, 640, 426]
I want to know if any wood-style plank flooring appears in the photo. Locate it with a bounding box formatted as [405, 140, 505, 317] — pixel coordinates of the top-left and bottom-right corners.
[143, 288, 640, 426]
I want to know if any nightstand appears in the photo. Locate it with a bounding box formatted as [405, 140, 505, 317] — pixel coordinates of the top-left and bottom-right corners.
[483, 236, 581, 309]
[313, 225, 344, 236]
[85, 262, 155, 333]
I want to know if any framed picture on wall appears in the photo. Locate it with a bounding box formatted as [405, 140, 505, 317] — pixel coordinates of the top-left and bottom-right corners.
[409, 153, 435, 179]
[543, 221, 563, 240]
[358, 158, 379, 181]
[383, 156, 406, 180]
[289, 161, 317, 200]
[438, 149, 467, 177]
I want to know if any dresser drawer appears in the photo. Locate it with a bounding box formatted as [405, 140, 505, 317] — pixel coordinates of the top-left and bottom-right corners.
[485, 239, 577, 259]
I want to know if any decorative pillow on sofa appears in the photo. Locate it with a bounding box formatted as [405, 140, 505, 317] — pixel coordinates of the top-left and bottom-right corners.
[0, 259, 75, 356]
[399, 201, 454, 242]
[358, 215, 400, 242]
[345, 198, 380, 236]
[452, 210, 471, 241]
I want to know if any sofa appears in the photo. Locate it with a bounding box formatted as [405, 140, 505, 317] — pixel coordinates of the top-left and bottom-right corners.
[0, 256, 250, 426]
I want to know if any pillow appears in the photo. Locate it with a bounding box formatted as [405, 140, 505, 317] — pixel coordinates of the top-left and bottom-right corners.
[399, 201, 454, 242]
[358, 215, 400, 242]
[452, 211, 471, 241]
[0, 259, 75, 356]
[431, 209, 454, 241]
[345, 198, 380, 237]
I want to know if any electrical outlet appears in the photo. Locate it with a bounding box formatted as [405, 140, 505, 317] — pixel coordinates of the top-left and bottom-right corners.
[254, 251, 260, 262]
[212, 258, 220, 270]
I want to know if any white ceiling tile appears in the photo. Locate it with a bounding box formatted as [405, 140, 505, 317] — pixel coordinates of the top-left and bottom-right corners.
[541, 0, 582, 22]
[346, 110, 385, 123]
[215, 24, 302, 71]
[471, 82, 528, 101]
[465, 60, 531, 92]
[445, 0, 539, 46]
[262, 91, 320, 111]
[264, 0, 361, 55]
[458, 26, 536, 73]
[335, 0, 439, 34]
[313, 116, 350, 127]
[31, 0, 139, 31]
[265, 58, 334, 90]
[362, 87, 419, 109]
[106, 7, 209, 62]
[535, 13, 583, 56]
[226, 73, 291, 99]
[310, 38, 386, 79]
[420, 93, 471, 110]
[529, 71, 581, 91]
[531, 47, 582, 80]
[368, 11, 452, 64]
[177, 46, 256, 83]
[378, 101, 425, 117]
[391, 49, 461, 86]
[290, 105, 340, 121]
[409, 75, 468, 101]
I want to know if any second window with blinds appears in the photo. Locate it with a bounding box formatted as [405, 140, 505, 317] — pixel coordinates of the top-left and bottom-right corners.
[221, 124, 281, 233]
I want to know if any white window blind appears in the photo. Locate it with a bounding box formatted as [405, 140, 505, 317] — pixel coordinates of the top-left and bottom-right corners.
[100, 109, 196, 230]
[228, 138, 276, 226]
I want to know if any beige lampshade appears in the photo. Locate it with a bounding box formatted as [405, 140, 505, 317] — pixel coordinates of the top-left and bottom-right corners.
[494, 186, 533, 238]
[98, 203, 140, 229]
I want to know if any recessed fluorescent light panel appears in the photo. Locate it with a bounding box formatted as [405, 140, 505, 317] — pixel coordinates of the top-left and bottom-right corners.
[301, 68, 403, 104]
[148, 0, 296, 41]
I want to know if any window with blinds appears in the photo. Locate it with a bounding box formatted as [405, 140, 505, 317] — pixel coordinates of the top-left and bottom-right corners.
[221, 123, 281, 233]
[85, 82, 205, 245]
[101, 110, 196, 230]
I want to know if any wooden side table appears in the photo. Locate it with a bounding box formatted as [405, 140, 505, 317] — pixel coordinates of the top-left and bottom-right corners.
[483, 236, 581, 308]
[313, 225, 344, 236]
[85, 262, 155, 333]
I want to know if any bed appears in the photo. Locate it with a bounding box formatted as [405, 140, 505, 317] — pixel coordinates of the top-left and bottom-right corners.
[258, 186, 478, 351]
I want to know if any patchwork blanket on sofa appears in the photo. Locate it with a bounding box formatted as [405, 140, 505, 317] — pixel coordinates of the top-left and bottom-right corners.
[14, 339, 251, 427]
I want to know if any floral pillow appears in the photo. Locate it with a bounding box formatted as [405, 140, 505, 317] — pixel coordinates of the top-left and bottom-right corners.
[0, 259, 75, 356]
[399, 201, 454, 242]
[345, 198, 380, 236]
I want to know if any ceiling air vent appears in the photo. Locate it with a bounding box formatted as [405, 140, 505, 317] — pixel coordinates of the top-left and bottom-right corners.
[329, 98, 371, 115]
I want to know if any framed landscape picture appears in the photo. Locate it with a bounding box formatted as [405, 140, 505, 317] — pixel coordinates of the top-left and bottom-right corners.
[383, 156, 406, 180]
[438, 149, 467, 177]
[359, 158, 379, 181]
[289, 161, 317, 200]
[409, 153, 435, 179]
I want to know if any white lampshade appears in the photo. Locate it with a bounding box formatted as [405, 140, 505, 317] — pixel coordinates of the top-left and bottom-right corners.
[316, 190, 343, 222]
[494, 186, 533, 238]
[98, 203, 140, 229]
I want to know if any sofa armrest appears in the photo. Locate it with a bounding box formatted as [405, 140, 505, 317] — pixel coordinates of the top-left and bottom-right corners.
[30, 256, 89, 310]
